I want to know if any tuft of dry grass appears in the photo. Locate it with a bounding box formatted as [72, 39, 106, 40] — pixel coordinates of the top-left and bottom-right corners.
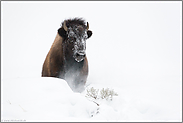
[85, 87, 118, 101]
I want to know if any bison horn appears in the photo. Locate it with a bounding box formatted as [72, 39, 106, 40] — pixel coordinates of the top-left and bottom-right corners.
[86, 22, 89, 30]
[63, 21, 68, 31]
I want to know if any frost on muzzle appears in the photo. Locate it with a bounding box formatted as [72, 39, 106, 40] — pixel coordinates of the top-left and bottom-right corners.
[72, 35, 87, 62]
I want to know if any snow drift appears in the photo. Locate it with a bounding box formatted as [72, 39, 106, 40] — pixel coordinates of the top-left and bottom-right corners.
[1, 77, 181, 122]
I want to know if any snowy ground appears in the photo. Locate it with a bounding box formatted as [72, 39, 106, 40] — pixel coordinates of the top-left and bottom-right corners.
[1, 76, 181, 122]
[1, 1, 182, 122]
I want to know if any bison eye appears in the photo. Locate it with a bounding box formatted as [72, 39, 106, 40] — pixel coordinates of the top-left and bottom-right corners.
[84, 35, 88, 39]
[83, 32, 88, 39]
[68, 37, 75, 42]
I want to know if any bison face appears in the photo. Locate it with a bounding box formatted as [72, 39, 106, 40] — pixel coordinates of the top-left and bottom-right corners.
[61, 21, 92, 62]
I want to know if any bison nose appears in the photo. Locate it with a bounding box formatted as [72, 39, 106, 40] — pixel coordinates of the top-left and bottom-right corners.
[74, 52, 86, 62]
[76, 52, 85, 57]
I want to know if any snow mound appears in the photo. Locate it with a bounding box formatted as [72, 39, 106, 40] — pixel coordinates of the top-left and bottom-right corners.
[1, 77, 181, 122]
[1, 77, 98, 122]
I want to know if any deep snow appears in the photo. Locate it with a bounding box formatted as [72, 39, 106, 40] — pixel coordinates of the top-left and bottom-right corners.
[1, 1, 182, 122]
[1, 77, 99, 121]
[1, 76, 181, 122]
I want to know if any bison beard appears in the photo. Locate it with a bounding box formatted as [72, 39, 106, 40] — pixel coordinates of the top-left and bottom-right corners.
[62, 46, 88, 92]
[63, 60, 87, 92]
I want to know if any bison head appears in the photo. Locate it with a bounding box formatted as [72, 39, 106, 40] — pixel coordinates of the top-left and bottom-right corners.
[58, 18, 92, 62]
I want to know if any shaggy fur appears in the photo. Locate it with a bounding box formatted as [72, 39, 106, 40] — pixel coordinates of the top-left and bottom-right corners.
[42, 18, 92, 92]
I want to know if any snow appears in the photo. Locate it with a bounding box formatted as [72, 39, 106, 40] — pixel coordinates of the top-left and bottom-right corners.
[1, 1, 182, 122]
[2, 77, 97, 121]
[2, 77, 181, 122]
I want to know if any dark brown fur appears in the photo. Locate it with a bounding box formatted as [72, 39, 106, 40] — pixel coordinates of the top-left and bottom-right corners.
[42, 18, 92, 92]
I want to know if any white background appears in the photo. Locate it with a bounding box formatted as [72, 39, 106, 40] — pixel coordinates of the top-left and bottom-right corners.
[1, 1, 182, 121]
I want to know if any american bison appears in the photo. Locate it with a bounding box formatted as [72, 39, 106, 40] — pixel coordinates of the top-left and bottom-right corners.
[42, 18, 92, 92]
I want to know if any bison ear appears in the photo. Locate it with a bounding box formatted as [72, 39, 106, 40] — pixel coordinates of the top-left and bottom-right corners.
[58, 27, 67, 38]
[87, 30, 92, 39]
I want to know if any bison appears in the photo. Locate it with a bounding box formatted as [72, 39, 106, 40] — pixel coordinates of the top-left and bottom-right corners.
[42, 18, 92, 92]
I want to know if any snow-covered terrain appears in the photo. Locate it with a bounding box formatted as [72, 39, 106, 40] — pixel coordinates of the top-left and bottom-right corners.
[2, 77, 99, 122]
[1, 76, 181, 122]
[1, 1, 182, 122]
